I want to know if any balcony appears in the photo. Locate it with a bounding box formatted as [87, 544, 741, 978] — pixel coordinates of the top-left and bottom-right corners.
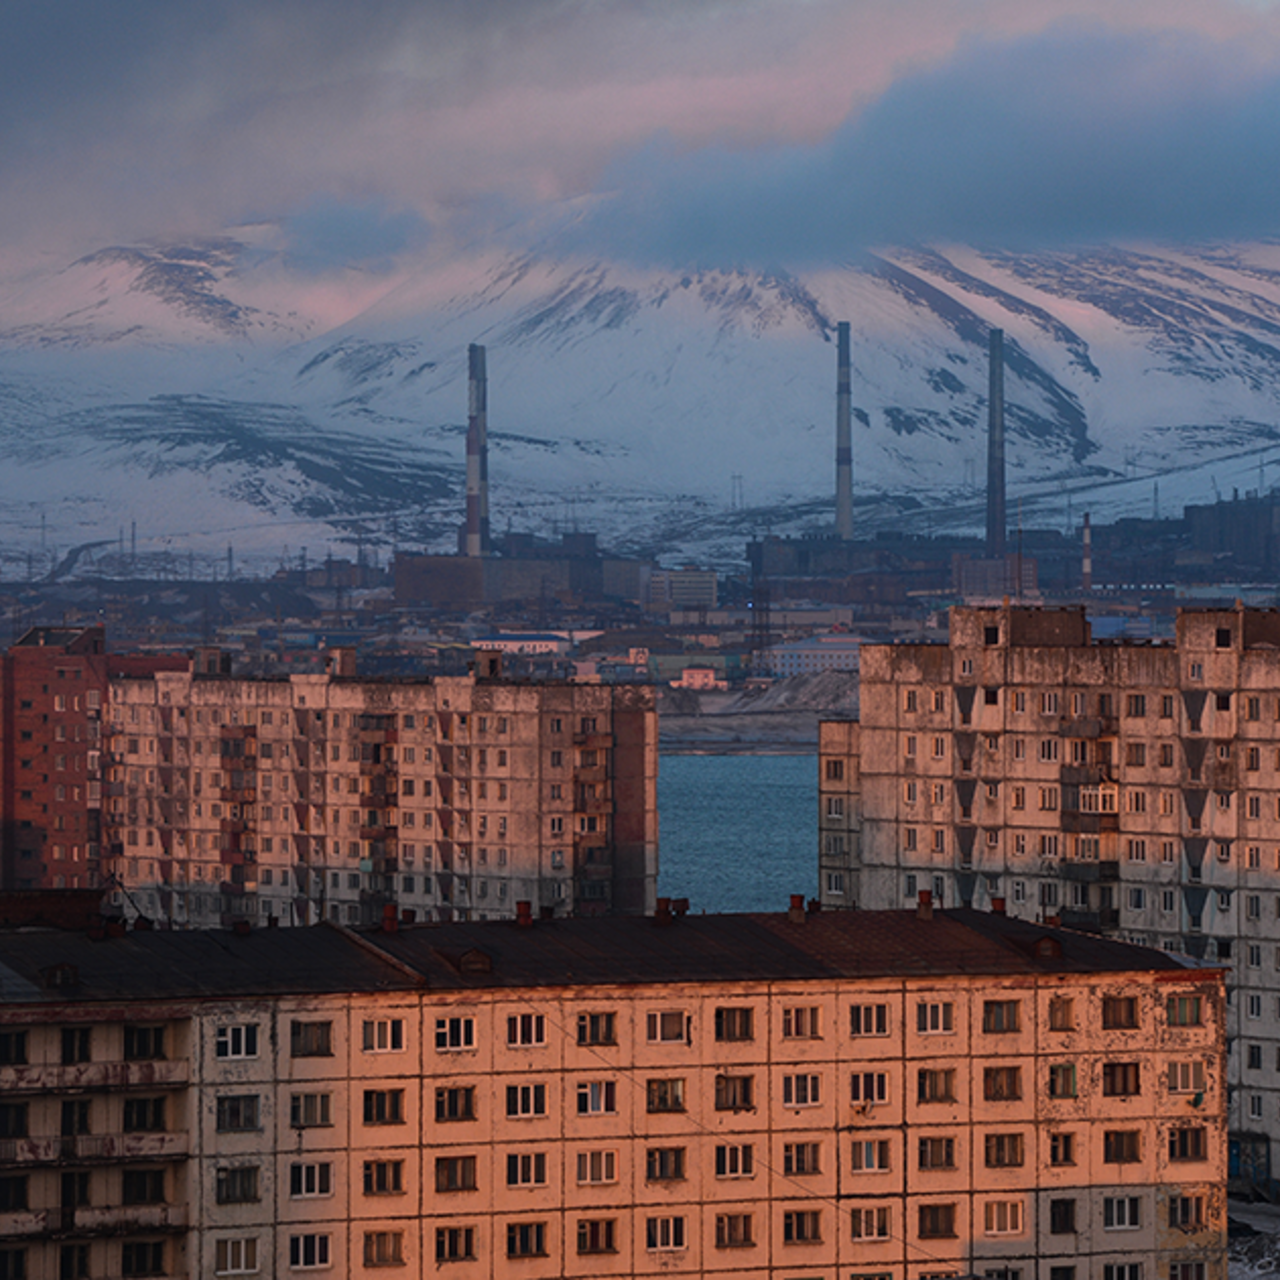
[0, 1131, 189, 1167]
[0, 1059, 188, 1095]
[0, 1203, 187, 1241]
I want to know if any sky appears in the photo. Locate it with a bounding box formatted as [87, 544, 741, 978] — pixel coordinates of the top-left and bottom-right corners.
[6, 0, 1280, 274]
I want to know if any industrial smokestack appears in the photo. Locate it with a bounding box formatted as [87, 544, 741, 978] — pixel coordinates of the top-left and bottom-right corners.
[986, 328, 1006, 556]
[835, 321, 853, 540]
[465, 344, 490, 558]
[1082, 511, 1092, 593]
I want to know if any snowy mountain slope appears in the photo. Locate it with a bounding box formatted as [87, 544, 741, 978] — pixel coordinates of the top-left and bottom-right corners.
[4, 236, 1280, 573]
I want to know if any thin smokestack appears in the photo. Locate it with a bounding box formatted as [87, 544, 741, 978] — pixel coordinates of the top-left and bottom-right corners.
[835, 321, 853, 540]
[465, 343, 490, 558]
[1082, 511, 1092, 593]
[986, 328, 1006, 556]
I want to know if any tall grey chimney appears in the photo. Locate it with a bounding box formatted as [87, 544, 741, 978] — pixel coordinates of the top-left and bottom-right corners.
[465, 343, 490, 558]
[835, 321, 853, 540]
[986, 328, 1006, 556]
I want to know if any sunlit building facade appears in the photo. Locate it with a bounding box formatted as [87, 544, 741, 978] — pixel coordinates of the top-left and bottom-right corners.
[820, 603, 1280, 1186]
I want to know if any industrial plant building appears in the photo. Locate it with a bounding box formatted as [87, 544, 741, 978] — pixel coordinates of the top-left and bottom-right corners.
[0, 904, 1226, 1280]
[0, 627, 658, 927]
[819, 602, 1280, 1187]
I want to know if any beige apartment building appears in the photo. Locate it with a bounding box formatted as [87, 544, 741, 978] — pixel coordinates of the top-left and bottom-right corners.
[819, 603, 1280, 1185]
[102, 650, 657, 927]
[0, 905, 1225, 1280]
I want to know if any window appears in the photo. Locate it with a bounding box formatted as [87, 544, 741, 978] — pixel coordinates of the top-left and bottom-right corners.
[363, 1161, 403, 1195]
[60, 1028, 90, 1065]
[121, 1243, 165, 1276]
[578, 1219, 617, 1255]
[290, 1094, 332, 1128]
[984, 1133, 1024, 1167]
[0, 1033, 26, 1068]
[1048, 1198, 1076, 1234]
[851, 1139, 890, 1171]
[216, 1096, 259, 1132]
[825, 758, 844, 781]
[782, 1006, 820, 1038]
[783, 1142, 821, 1175]
[646, 1011, 687, 1043]
[918, 1204, 956, 1238]
[783, 1073, 821, 1106]
[435, 1156, 477, 1192]
[506, 1152, 547, 1186]
[363, 1232, 404, 1267]
[434, 1086, 475, 1122]
[507, 1014, 546, 1046]
[363, 1090, 404, 1125]
[59, 1245, 87, 1280]
[850, 1071, 888, 1105]
[983, 1067, 1021, 1101]
[1167, 995, 1203, 1025]
[714, 1007, 753, 1041]
[577, 1081, 617, 1115]
[1171, 1266, 1206, 1280]
[1102, 1063, 1140, 1096]
[646, 1147, 685, 1181]
[1048, 1064, 1076, 1098]
[216, 1167, 259, 1204]
[0, 1178, 25, 1213]
[1104, 1267, 1142, 1280]
[646, 1079, 684, 1113]
[1102, 996, 1139, 1028]
[1169, 1127, 1207, 1161]
[215, 1025, 258, 1059]
[852, 1003, 889, 1036]
[851, 1207, 890, 1239]
[917, 1001, 954, 1033]
[290, 1163, 332, 1198]
[1104, 1131, 1141, 1163]
[646, 1217, 686, 1250]
[123, 1025, 165, 1061]
[1168, 1061, 1206, 1093]
[918, 1136, 955, 1169]
[435, 1228, 475, 1262]
[215, 1238, 258, 1275]
[289, 1022, 332, 1058]
[363, 1019, 404, 1052]
[577, 1012, 616, 1045]
[710, 1212, 753, 1248]
[1048, 997, 1074, 1031]
[1104, 1196, 1142, 1228]
[506, 1084, 547, 1117]
[577, 1150, 617, 1184]
[983, 1000, 1019, 1033]
[783, 1211, 822, 1243]
[984, 1200, 1023, 1235]
[434, 1016, 474, 1051]
[1050, 1132, 1075, 1165]
[715, 1074, 754, 1111]
[123, 1098, 165, 1132]
[289, 1235, 330, 1269]
[918, 1069, 956, 1103]
[714, 1142, 753, 1176]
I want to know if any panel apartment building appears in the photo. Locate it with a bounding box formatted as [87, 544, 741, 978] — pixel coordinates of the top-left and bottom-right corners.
[0, 628, 657, 926]
[0, 905, 1225, 1280]
[819, 603, 1280, 1183]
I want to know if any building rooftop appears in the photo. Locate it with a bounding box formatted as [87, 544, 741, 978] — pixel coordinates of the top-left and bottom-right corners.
[0, 909, 1204, 1007]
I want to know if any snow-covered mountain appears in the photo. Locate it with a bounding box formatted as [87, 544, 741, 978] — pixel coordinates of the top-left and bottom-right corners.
[4, 235, 1280, 576]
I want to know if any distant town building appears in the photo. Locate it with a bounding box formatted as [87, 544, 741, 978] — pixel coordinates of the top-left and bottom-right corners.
[0, 904, 1226, 1280]
[669, 667, 728, 691]
[648, 569, 718, 611]
[768, 634, 862, 678]
[819, 602, 1280, 1188]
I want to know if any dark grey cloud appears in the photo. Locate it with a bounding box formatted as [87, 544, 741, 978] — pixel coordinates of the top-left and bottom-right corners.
[570, 23, 1280, 265]
[283, 198, 430, 272]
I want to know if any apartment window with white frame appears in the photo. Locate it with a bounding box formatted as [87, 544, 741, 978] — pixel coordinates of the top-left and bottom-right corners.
[782, 1007, 821, 1039]
[851, 1139, 891, 1171]
[215, 1025, 258, 1060]
[646, 1011, 689, 1043]
[577, 1081, 617, 1115]
[576, 1150, 617, 1184]
[715, 1143, 754, 1177]
[1103, 1196, 1141, 1229]
[508, 1014, 546, 1046]
[851, 1206, 890, 1239]
[215, 1239, 258, 1275]
[289, 1234, 330, 1270]
[851, 1003, 889, 1036]
[645, 1217, 686, 1251]
[289, 1163, 332, 1198]
[984, 1200, 1024, 1235]
[850, 1071, 888, 1104]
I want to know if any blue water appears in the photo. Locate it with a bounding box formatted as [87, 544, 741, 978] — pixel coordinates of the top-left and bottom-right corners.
[656, 753, 817, 913]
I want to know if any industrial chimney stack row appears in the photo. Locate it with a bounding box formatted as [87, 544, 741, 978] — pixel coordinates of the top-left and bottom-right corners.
[986, 327, 1006, 557]
[465, 343, 490, 559]
[835, 321, 853, 541]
